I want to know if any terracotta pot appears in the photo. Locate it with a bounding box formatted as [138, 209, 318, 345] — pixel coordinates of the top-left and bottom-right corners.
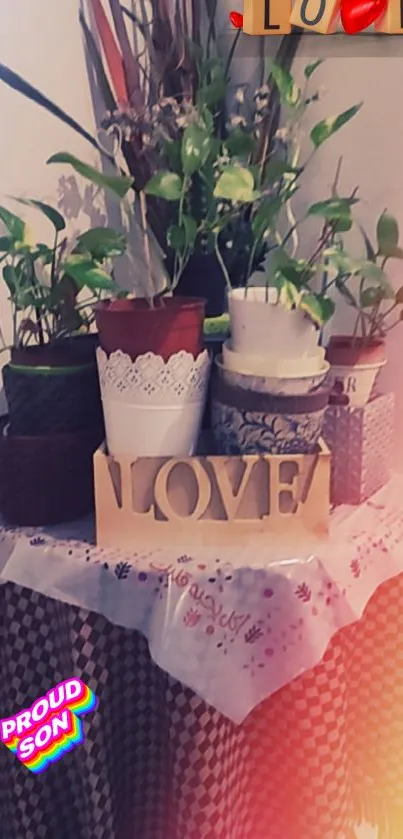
[4, 338, 103, 436]
[326, 336, 387, 408]
[94, 297, 206, 361]
[326, 336, 386, 367]
[0, 423, 103, 526]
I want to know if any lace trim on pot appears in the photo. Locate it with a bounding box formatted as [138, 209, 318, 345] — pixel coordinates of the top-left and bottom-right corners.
[96, 348, 211, 406]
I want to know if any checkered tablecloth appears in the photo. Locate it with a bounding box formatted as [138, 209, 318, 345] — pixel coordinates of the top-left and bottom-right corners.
[2, 478, 403, 837]
[1, 574, 403, 839]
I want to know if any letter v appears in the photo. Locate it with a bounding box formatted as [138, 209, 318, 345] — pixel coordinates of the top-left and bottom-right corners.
[207, 458, 256, 520]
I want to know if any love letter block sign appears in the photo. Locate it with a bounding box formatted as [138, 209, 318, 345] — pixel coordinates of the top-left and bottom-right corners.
[243, 0, 340, 35]
[94, 443, 330, 549]
[242, 0, 402, 35]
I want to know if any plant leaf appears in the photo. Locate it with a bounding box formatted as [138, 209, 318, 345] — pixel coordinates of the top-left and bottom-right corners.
[252, 198, 282, 237]
[263, 160, 299, 184]
[0, 206, 25, 241]
[360, 286, 385, 308]
[62, 254, 115, 290]
[181, 125, 214, 176]
[300, 293, 335, 326]
[167, 225, 185, 251]
[182, 215, 198, 249]
[310, 104, 362, 148]
[79, 11, 116, 113]
[279, 279, 301, 309]
[0, 63, 103, 156]
[268, 61, 300, 107]
[304, 59, 323, 79]
[75, 227, 127, 260]
[307, 197, 357, 228]
[3, 264, 18, 294]
[47, 153, 134, 199]
[198, 79, 227, 108]
[14, 198, 66, 233]
[225, 130, 255, 158]
[360, 226, 376, 262]
[0, 236, 13, 252]
[144, 172, 183, 201]
[88, 0, 129, 107]
[107, 0, 143, 109]
[377, 212, 399, 257]
[214, 166, 258, 203]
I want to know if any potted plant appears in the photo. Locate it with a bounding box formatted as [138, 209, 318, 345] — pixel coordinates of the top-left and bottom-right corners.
[198, 62, 362, 454]
[46, 154, 211, 458]
[0, 4, 301, 320]
[0, 198, 125, 525]
[325, 212, 403, 407]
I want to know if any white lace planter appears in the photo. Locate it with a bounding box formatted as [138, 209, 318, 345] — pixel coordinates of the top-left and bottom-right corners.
[96, 348, 211, 457]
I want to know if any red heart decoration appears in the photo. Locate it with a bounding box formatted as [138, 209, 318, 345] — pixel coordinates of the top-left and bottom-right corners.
[229, 10, 244, 28]
[340, 0, 387, 33]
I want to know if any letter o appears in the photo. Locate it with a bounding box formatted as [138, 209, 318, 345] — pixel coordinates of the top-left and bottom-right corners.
[31, 698, 49, 724]
[300, 0, 326, 26]
[34, 724, 52, 749]
[154, 459, 211, 521]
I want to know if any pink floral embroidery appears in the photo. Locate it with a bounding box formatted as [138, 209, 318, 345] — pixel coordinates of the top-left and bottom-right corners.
[350, 559, 361, 579]
[295, 583, 311, 603]
[183, 609, 201, 628]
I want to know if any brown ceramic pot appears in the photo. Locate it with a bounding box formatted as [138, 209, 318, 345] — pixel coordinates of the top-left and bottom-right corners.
[94, 297, 206, 361]
[0, 423, 103, 526]
[326, 336, 386, 367]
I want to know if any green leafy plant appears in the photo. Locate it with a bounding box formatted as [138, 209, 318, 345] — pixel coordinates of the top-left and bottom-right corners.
[139, 59, 361, 326]
[0, 3, 301, 296]
[48, 57, 361, 327]
[325, 211, 403, 345]
[0, 200, 125, 349]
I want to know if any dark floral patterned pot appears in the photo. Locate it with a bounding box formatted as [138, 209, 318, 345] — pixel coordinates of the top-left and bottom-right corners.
[211, 363, 330, 455]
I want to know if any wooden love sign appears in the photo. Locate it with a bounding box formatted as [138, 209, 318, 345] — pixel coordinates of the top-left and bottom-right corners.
[94, 443, 330, 549]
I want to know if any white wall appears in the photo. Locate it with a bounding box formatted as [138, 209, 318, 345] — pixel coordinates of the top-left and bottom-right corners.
[1, 3, 403, 467]
[0, 0, 102, 347]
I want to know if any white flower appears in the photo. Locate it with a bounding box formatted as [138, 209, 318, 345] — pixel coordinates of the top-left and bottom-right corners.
[274, 127, 290, 143]
[255, 98, 269, 112]
[254, 84, 270, 98]
[229, 114, 247, 129]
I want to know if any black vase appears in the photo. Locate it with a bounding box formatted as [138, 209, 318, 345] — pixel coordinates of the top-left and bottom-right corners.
[174, 253, 227, 318]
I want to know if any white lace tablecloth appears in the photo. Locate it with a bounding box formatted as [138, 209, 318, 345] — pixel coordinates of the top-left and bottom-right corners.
[1, 475, 403, 724]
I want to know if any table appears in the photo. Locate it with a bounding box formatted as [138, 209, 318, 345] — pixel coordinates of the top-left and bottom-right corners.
[2, 477, 403, 839]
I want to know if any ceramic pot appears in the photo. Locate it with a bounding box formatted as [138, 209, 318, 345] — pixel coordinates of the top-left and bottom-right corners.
[326, 336, 386, 408]
[222, 341, 328, 393]
[0, 422, 103, 526]
[211, 359, 330, 455]
[94, 297, 206, 362]
[97, 347, 211, 457]
[228, 287, 320, 360]
[4, 340, 104, 436]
